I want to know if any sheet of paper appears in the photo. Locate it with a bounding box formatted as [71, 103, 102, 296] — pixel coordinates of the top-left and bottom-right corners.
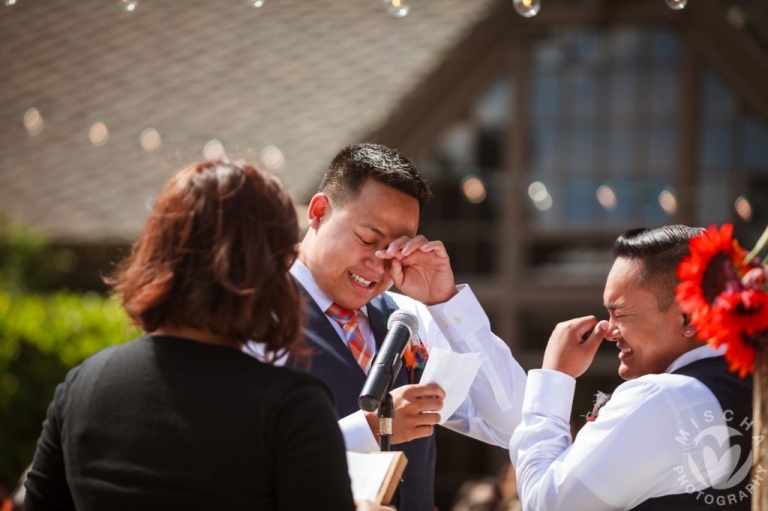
[346, 451, 399, 502]
[418, 347, 482, 424]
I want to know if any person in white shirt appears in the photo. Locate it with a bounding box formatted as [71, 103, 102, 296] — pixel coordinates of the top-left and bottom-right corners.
[270, 143, 527, 511]
[510, 225, 754, 511]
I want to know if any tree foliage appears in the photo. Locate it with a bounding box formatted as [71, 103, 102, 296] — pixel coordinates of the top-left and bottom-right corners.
[0, 217, 139, 480]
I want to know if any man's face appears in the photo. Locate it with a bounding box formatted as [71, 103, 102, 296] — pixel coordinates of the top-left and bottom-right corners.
[300, 179, 419, 311]
[603, 257, 688, 380]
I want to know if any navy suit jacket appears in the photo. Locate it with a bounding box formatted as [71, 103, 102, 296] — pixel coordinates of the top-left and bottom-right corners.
[288, 284, 436, 511]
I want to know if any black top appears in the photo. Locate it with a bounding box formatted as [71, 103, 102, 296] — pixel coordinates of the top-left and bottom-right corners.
[24, 334, 355, 511]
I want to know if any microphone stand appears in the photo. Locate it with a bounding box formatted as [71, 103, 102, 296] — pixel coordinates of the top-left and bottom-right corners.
[378, 378, 395, 451]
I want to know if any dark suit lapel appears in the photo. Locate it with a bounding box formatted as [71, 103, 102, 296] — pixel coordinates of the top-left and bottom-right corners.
[295, 280, 365, 373]
[366, 295, 391, 351]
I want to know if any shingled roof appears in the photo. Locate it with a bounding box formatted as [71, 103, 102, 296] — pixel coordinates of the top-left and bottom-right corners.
[0, 0, 496, 243]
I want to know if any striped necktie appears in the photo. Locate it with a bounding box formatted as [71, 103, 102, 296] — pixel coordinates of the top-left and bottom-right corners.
[326, 303, 374, 374]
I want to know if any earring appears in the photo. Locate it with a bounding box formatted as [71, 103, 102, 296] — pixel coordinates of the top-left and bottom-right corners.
[683, 325, 695, 336]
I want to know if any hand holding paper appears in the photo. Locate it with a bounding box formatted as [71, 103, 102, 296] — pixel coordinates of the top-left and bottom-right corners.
[418, 347, 482, 424]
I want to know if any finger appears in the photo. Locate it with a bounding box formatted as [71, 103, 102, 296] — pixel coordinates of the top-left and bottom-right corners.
[400, 394, 444, 414]
[409, 424, 435, 440]
[402, 383, 445, 399]
[388, 258, 403, 286]
[580, 320, 609, 346]
[374, 236, 410, 259]
[415, 397, 444, 413]
[417, 240, 448, 258]
[400, 235, 428, 256]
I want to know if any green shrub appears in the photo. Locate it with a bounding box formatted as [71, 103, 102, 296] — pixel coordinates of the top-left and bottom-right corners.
[0, 290, 140, 480]
[0, 216, 141, 482]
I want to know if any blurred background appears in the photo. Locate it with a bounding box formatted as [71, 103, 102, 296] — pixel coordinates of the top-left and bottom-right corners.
[1, 0, 767, 509]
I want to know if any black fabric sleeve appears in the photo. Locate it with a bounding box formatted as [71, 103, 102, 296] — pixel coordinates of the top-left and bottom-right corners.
[270, 379, 356, 511]
[23, 375, 77, 511]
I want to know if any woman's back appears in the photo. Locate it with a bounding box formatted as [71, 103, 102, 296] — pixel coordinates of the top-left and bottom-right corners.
[24, 334, 354, 511]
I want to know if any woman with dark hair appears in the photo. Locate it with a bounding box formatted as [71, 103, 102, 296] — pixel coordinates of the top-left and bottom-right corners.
[23, 160, 358, 510]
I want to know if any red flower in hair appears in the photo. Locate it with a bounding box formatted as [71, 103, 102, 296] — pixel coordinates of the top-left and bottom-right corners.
[676, 224, 749, 325]
[702, 289, 768, 378]
[676, 223, 768, 377]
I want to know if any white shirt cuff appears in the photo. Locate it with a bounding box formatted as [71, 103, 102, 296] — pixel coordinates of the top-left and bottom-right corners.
[427, 284, 489, 343]
[338, 411, 380, 453]
[524, 369, 576, 421]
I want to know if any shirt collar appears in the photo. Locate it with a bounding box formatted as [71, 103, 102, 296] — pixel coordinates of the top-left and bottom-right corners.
[666, 343, 726, 373]
[290, 260, 369, 318]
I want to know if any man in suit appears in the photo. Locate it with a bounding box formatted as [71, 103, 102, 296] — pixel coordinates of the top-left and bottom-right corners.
[510, 225, 754, 510]
[289, 143, 527, 511]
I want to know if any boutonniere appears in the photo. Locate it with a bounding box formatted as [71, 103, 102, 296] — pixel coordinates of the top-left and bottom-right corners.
[585, 390, 611, 422]
[383, 305, 428, 382]
[403, 336, 429, 370]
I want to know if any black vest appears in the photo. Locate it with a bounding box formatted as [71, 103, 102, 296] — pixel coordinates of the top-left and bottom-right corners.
[289, 285, 436, 511]
[632, 356, 753, 511]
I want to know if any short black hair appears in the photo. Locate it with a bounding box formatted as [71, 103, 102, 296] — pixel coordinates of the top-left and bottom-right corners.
[613, 225, 704, 310]
[318, 143, 432, 210]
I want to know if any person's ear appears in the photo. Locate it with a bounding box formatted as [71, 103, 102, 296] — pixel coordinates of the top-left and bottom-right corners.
[682, 314, 696, 337]
[307, 194, 331, 230]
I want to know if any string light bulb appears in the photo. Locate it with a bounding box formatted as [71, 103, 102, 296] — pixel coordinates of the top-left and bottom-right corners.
[89, 122, 110, 147]
[461, 175, 487, 204]
[735, 196, 753, 221]
[119, 0, 138, 11]
[664, 0, 687, 11]
[24, 108, 44, 136]
[384, 0, 411, 18]
[203, 139, 225, 159]
[139, 127, 162, 151]
[512, 0, 541, 18]
[658, 188, 678, 215]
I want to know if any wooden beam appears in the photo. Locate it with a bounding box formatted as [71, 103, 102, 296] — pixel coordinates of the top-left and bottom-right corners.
[676, 0, 768, 122]
[675, 36, 702, 225]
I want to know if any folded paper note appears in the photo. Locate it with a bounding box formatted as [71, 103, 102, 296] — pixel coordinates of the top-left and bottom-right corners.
[419, 347, 482, 424]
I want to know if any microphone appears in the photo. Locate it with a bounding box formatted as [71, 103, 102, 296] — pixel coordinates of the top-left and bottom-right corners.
[358, 310, 419, 412]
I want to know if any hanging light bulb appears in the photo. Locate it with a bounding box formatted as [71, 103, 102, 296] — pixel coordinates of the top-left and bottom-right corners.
[5, 0, 18, 6]
[664, 0, 687, 11]
[512, 0, 541, 18]
[89, 122, 110, 147]
[118, 0, 138, 11]
[461, 175, 487, 204]
[245, 0, 264, 7]
[203, 139, 225, 159]
[384, 0, 411, 18]
[596, 185, 617, 211]
[24, 108, 44, 136]
[139, 127, 162, 151]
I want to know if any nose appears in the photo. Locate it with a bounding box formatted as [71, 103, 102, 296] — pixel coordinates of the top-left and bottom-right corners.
[364, 251, 387, 274]
[604, 320, 621, 342]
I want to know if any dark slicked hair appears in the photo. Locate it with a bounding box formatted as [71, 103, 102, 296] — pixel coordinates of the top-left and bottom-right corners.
[318, 143, 432, 210]
[108, 159, 302, 359]
[613, 225, 705, 310]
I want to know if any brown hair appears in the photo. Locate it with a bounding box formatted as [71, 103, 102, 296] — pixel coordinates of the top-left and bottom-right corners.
[108, 159, 301, 358]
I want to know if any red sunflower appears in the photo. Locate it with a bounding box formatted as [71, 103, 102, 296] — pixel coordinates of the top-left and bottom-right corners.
[699, 289, 768, 378]
[676, 224, 749, 331]
[677, 223, 768, 377]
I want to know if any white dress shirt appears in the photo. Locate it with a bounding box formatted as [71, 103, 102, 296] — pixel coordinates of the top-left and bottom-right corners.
[254, 261, 528, 453]
[510, 344, 738, 511]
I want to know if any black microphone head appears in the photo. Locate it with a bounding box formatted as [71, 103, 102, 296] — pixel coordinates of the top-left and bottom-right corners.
[386, 310, 418, 337]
